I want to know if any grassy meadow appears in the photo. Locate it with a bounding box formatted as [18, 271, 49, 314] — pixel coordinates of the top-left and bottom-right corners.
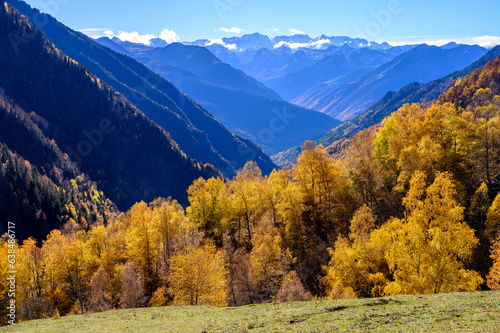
[2, 291, 500, 332]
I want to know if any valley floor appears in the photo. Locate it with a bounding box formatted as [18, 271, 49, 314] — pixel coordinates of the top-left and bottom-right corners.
[2, 291, 500, 332]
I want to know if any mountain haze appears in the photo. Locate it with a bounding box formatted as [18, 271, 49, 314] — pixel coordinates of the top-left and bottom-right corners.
[201, 34, 414, 90]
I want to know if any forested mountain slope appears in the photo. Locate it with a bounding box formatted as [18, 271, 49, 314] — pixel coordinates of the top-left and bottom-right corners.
[6, 0, 276, 176]
[0, 2, 219, 214]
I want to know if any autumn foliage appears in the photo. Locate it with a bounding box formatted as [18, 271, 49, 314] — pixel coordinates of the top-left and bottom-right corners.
[2, 43, 500, 324]
[4, 118, 498, 320]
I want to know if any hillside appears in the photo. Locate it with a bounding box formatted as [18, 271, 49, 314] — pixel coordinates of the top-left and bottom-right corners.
[438, 56, 500, 107]
[3, 292, 499, 332]
[0, 2, 219, 212]
[168, 84, 341, 154]
[6, 0, 276, 177]
[294, 44, 487, 121]
[273, 45, 500, 167]
[0, 92, 118, 241]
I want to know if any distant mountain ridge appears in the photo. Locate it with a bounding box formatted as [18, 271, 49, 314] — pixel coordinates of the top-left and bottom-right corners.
[115, 40, 281, 100]
[186, 34, 489, 126]
[201, 36, 415, 84]
[193, 34, 488, 123]
[187, 32, 394, 52]
[101, 31, 491, 122]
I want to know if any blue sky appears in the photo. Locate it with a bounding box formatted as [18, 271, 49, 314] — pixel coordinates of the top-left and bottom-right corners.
[22, 0, 500, 47]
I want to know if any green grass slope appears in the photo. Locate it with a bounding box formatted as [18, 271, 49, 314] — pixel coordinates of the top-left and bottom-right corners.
[3, 291, 500, 332]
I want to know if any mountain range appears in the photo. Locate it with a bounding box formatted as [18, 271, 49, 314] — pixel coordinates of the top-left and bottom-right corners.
[188, 33, 394, 52]
[96, 37, 341, 155]
[188, 33, 487, 123]
[265, 46, 395, 101]
[192, 34, 486, 117]
[123, 41, 280, 100]
[202, 35, 414, 85]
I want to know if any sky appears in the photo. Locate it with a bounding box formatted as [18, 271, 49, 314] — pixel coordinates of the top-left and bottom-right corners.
[21, 0, 500, 47]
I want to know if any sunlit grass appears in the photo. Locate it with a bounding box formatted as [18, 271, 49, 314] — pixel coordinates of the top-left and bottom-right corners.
[2, 291, 500, 332]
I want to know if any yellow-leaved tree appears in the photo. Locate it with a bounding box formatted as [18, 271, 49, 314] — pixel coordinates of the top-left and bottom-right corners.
[467, 88, 500, 185]
[153, 198, 198, 275]
[248, 217, 293, 303]
[293, 141, 354, 237]
[267, 167, 305, 252]
[187, 177, 226, 247]
[168, 244, 228, 306]
[42, 228, 91, 315]
[225, 162, 263, 248]
[382, 171, 483, 295]
[17, 237, 55, 320]
[373, 103, 427, 188]
[324, 206, 388, 299]
[487, 236, 500, 290]
[485, 192, 500, 241]
[125, 201, 161, 295]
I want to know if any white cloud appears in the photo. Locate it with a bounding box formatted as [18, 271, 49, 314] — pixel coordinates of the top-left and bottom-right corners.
[289, 29, 306, 36]
[79, 28, 180, 46]
[220, 27, 244, 34]
[274, 39, 331, 50]
[159, 29, 179, 43]
[205, 39, 238, 50]
[205, 39, 224, 45]
[463, 36, 500, 48]
[267, 28, 279, 33]
[114, 31, 156, 45]
[385, 35, 500, 48]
